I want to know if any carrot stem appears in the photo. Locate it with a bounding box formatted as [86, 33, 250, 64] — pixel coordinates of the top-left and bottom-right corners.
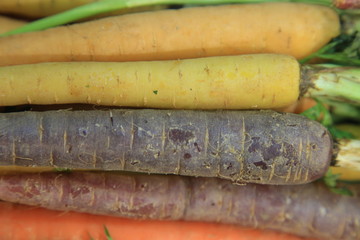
[301, 65, 360, 106]
[0, 0, 334, 37]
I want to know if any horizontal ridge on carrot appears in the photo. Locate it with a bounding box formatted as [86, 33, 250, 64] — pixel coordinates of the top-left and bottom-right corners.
[0, 109, 334, 185]
[0, 171, 359, 239]
[0, 54, 359, 109]
[0, 2, 341, 66]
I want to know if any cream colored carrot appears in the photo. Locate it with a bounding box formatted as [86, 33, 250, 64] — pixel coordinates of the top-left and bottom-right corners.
[0, 16, 26, 34]
[0, 0, 168, 19]
[0, 54, 300, 109]
[0, 2, 340, 66]
[0, 0, 99, 18]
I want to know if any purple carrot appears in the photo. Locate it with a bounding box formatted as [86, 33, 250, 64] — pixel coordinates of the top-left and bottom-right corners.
[0, 109, 332, 185]
[0, 171, 359, 239]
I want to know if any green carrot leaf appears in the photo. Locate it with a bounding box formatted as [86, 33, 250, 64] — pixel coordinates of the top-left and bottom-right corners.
[300, 32, 360, 66]
[323, 169, 354, 196]
[323, 169, 340, 188]
[329, 186, 354, 196]
[53, 167, 72, 172]
[300, 99, 332, 126]
[300, 99, 356, 139]
[104, 225, 113, 240]
[327, 126, 355, 139]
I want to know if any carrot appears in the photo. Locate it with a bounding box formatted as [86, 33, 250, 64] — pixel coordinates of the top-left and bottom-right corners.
[276, 98, 318, 114]
[0, 16, 26, 34]
[0, 171, 359, 239]
[0, 1, 169, 22]
[0, 108, 335, 185]
[0, 54, 300, 109]
[0, 2, 341, 66]
[0, 0, 95, 18]
[0, 201, 316, 240]
[0, 54, 359, 109]
[0, 0, 167, 19]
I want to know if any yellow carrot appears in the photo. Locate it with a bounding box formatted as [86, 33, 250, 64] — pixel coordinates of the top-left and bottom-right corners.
[0, 54, 300, 109]
[1, 54, 359, 110]
[0, 2, 340, 66]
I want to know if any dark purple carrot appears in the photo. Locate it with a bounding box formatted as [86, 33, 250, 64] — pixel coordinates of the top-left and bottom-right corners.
[0, 109, 333, 185]
[0, 171, 359, 239]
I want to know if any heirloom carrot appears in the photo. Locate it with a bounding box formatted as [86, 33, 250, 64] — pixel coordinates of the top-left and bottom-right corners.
[0, 172, 359, 239]
[0, 2, 340, 66]
[0, 109, 335, 185]
[0, 54, 359, 109]
[0, 16, 26, 34]
[0, 0, 104, 18]
[0, 201, 316, 240]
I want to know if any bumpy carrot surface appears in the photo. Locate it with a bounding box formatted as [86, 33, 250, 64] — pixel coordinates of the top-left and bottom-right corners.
[0, 172, 359, 239]
[0, 109, 332, 185]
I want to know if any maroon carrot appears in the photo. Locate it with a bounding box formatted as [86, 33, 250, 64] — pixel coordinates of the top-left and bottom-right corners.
[0, 171, 359, 239]
[0, 109, 332, 185]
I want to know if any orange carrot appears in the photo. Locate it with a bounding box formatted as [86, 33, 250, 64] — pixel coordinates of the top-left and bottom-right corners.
[0, 2, 340, 66]
[0, 201, 316, 240]
[278, 97, 318, 114]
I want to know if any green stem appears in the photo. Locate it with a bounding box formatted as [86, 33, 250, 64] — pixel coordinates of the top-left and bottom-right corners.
[325, 100, 360, 123]
[0, 0, 333, 37]
[301, 65, 360, 106]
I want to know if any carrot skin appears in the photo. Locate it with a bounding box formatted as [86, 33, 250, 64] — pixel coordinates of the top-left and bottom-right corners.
[0, 2, 340, 66]
[0, 54, 301, 109]
[0, 201, 316, 240]
[0, 109, 332, 184]
[0, 172, 359, 239]
[0, 16, 26, 34]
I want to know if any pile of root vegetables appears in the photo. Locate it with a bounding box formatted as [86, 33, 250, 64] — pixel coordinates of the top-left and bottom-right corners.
[0, 0, 360, 239]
